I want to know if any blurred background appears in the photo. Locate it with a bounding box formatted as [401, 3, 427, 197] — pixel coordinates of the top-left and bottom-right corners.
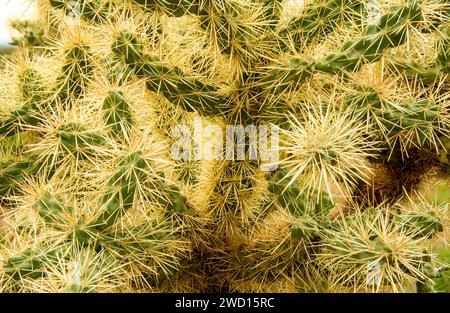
[0, 0, 37, 53]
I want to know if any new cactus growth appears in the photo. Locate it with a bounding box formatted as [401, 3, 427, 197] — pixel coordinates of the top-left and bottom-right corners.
[0, 0, 448, 293]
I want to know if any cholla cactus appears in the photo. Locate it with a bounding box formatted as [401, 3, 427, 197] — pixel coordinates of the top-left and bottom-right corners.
[0, 0, 448, 293]
[9, 19, 46, 49]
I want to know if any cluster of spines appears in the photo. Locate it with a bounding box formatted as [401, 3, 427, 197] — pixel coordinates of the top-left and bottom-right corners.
[0, 0, 447, 293]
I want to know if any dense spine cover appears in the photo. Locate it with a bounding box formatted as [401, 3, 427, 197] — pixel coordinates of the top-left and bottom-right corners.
[0, 0, 448, 292]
